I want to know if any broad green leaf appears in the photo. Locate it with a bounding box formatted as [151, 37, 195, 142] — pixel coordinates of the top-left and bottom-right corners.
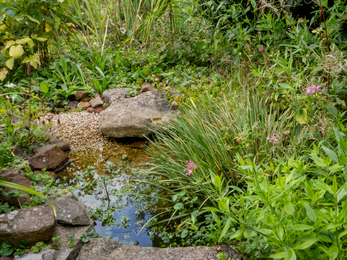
[290, 224, 314, 230]
[295, 108, 308, 125]
[6, 58, 14, 70]
[244, 228, 257, 238]
[323, 223, 343, 231]
[338, 229, 347, 239]
[40, 82, 49, 94]
[284, 202, 295, 215]
[5, 9, 16, 18]
[181, 229, 188, 238]
[327, 104, 338, 118]
[322, 146, 338, 163]
[229, 227, 244, 240]
[174, 203, 184, 210]
[304, 203, 317, 222]
[328, 244, 338, 260]
[313, 179, 332, 194]
[0, 68, 8, 81]
[284, 246, 296, 260]
[270, 252, 285, 259]
[293, 237, 319, 250]
[0, 13, 3, 23]
[310, 154, 326, 167]
[219, 217, 232, 242]
[9, 45, 24, 59]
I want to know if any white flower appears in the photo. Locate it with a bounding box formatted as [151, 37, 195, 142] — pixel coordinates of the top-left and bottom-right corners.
[4, 83, 16, 88]
[57, 0, 65, 3]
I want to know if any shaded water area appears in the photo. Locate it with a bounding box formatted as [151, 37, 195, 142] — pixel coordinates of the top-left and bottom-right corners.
[57, 140, 176, 247]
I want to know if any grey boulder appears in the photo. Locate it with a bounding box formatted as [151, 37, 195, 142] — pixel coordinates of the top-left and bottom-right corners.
[50, 221, 94, 260]
[102, 88, 131, 107]
[99, 91, 180, 138]
[48, 197, 91, 226]
[77, 238, 241, 260]
[0, 205, 56, 246]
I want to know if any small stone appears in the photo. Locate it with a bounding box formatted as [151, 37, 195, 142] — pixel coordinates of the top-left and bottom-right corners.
[130, 141, 149, 149]
[49, 137, 71, 152]
[69, 101, 79, 110]
[89, 96, 103, 108]
[28, 145, 68, 170]
[14, 248, 56, 260]
[87, 106, 105, 114]
[75, 91, 90, 102]
[77, 102, 90, 108]
[138, 85, 157, 94]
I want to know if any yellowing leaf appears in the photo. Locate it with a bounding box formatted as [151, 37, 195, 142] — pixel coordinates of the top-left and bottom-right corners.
[6, 57, 14, 69]
[16, 37, 35, 48]
[0, 24, 7, 31]
[1, 49, 11, 59]
[26, 15, 40, 24]
[0, 68, 8, 81]
[9, 45, 24, 59]
[22, 53, 41, 69]
[5, 40, 16, 49]
[16, 37, 31, 45]
[295, 108, 308, 125]
[34, 37, 48, 42]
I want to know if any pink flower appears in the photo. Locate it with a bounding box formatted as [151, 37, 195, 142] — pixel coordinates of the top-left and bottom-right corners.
[184, 161, 197, 176]
[283, 130, 290, 135]
[236, 136, 243, 142]
[258, 45, 264, 52]
[305, 85, 322, 95]
[267, 134, 279, 144]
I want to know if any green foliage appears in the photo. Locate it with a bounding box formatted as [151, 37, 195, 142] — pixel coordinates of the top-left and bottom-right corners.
[0, 0, 75, 81]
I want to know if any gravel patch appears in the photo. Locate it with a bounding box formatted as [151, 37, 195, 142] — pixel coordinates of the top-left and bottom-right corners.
[47, 111, 108, 150]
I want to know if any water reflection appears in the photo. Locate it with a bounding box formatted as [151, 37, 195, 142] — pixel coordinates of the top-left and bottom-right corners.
[58, 141, 175, 247]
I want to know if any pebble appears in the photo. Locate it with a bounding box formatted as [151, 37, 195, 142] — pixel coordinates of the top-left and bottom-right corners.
[47, 111, 109, 150]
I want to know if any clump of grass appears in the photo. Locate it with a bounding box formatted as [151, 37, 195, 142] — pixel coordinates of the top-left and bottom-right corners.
[145, 86, 314, 206]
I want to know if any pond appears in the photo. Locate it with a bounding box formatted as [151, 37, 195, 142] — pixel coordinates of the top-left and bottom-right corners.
[56, 140, 177, 247]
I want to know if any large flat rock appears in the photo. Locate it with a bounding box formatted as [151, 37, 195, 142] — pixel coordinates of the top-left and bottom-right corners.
[50, 222, 94, 260]
[77, 238, 241, 260]
[49, 196, 91, 226]
[102, 88, 131, 107]
[0, 205, 56, 246]
[99, 91, 180, 138]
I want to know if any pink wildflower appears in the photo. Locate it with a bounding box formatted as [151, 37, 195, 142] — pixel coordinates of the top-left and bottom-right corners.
[184, 161, 197, 176]
[305, 85, 322, 95]
[283, 130, 290, 135]
[267, 134, 279, 144]
[259, 45, 264, 52]
[236, 136, 243, 142]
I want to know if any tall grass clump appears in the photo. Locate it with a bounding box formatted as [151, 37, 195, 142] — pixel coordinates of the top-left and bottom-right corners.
[145, 86, 315, 206]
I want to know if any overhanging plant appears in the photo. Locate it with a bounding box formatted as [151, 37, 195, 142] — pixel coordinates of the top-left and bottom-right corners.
[0, 179, 56, 217]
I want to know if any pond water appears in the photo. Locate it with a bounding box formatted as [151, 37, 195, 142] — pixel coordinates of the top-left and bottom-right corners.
[57, 140, 177, 247]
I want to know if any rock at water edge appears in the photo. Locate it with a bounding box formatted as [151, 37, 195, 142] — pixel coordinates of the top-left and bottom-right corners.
[0, 205, 56, 246]
[99, 91, 180, 138]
